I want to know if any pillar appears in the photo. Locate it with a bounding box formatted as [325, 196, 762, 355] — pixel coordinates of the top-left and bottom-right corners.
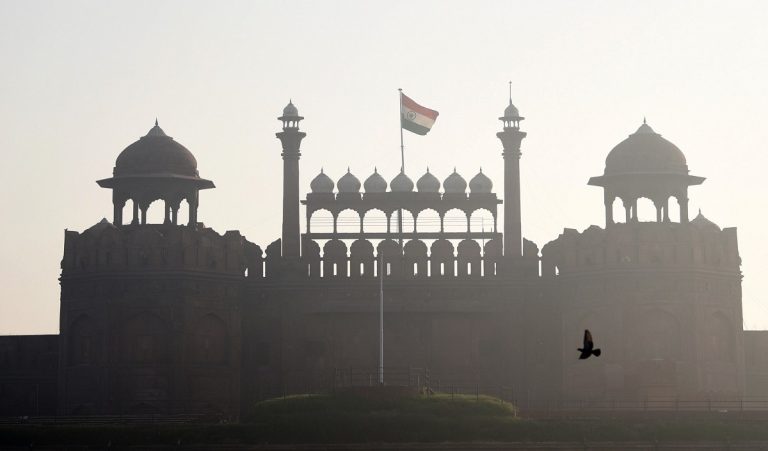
[678, 195, 689, 223]
[163, 200, 171, 224]
[655, 200, 662, 223]
[497, 126, 526, 259]
[276, 120, 306, 259]
[132, 200, 139, 225]
[113, 194, 125, 226]
[604, 194, 614, 227]
[188, 192, 198, 227]
[663, 197, 670, 222]
[623, 199, 631, 223]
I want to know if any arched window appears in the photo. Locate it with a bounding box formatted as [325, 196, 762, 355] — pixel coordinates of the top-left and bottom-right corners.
[309, 209, 334, 233]
[416, 209, 440, 233]
[363, 209, 388, 233]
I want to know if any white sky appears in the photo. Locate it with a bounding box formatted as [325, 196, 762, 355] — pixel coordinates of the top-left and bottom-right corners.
[1, 0, 767, 334]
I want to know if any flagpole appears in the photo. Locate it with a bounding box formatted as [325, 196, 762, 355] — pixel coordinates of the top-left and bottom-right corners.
[398, 88, 405, 172]
[397, 88, 404, 246]
[379, 251, 384, 385]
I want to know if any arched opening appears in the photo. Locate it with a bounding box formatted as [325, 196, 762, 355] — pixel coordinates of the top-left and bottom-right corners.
[144, 199, 166, 224]
[416, 209, 440, 233]
[635, 198, 656, 222]
[363, 209, 388, 233]
[611, 198, 624, 224]
[665, 196, 680, 222]
[469, 208, 495, 233]
[177, 199, 190, 226]
[389, 210, 415, 234]
[336, 209, 361, 234]
[309, 209, 334, 234]
[69, 315, 99, 365]
[443, 208, 467, 233]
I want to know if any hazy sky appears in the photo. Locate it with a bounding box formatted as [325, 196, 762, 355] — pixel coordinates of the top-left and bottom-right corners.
[1, 1, 767, 334]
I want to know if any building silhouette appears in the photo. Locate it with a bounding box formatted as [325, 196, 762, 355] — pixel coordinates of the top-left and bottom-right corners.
[0, 96, 758, 417]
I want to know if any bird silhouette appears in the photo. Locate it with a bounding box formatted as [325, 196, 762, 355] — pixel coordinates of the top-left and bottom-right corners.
[578, 329, 601, 359]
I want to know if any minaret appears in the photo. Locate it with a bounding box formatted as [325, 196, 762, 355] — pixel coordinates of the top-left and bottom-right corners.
[496, 85, 526, 259]
[276, 100, 305, 259]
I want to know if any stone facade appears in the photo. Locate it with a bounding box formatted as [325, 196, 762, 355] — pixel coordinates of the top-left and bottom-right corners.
[0, 98, 758, 417]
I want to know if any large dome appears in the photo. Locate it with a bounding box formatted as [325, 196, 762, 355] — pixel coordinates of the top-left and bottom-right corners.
[604, 121, 688, 176]
[114, 121, 198, 177]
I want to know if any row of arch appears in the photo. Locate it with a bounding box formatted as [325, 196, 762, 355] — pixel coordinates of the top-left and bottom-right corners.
[114, 195, 198, 226]
[307, 208, 497, 234]
[605, 195, 689, 224]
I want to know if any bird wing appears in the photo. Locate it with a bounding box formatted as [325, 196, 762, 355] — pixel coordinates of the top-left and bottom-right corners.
[584, 329, 593, 348]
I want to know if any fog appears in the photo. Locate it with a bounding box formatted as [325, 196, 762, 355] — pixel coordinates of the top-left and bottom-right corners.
[1, 0, 767, 334]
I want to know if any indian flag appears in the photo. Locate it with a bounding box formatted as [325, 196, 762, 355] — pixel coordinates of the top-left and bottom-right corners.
[401, 93, 439, 136]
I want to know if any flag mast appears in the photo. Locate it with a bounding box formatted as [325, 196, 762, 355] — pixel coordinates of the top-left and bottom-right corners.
[397, 88, 404, 246]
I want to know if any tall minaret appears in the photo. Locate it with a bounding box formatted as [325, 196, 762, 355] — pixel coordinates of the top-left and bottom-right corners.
[276, 100, 305, 259]
[496, 85, 526, 259]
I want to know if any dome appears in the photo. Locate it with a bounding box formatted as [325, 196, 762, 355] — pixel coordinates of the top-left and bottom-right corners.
[337, 168, 361, 193]
[443, 169, 467, 194]
[282, 100, 299, 117]
[363, 168, 387, 193]
[416, 168, 440, 193]
[310, 169, 334, 193]
[390, 171, 414, 192]
[604, 120, 688, 176]
[114, 121, 198, 177]
[504, 99, 520, 118]
[469, 168, 493, 193]
[691, 209, 721, 232]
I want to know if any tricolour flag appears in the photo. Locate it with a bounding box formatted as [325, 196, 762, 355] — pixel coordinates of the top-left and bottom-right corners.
[401, 93, 439, 136]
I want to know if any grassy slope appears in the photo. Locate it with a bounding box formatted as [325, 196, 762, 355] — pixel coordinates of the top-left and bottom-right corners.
[3, 394, 768, 446]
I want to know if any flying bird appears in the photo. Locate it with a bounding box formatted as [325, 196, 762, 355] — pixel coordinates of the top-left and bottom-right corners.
[578, 329, 601, 359]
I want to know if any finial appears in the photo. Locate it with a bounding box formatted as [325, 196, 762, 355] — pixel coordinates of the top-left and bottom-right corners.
[374, 166, 378, 173]
[480, 167, 483, 173]
[155, 118, 158, 126]
[643, 116, 647, 125]
[426, 166, 430, 173]
[508, 81, 512, 102]
[347, 166, 350, 173]
[698, 208, 702, 215]
[453, 166, 457, 173]
[320, 167, 324, 174]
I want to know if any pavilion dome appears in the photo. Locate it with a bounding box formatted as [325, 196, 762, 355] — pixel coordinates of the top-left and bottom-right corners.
[114, 121, 199, 177]
[443, 169, 467, 194]
[416, 169, 440, 193]
[504, 99, 520, 118]
[690, 209, 721, 232]
[469, 168, 493, 193]
[390, 171, 414, 192]
[310, 169, 334, 193]
[337, 169, 361, 193]
[364, 168, 387, 193]
[604, 120, 688, 176]
[282, 100, 299, 117]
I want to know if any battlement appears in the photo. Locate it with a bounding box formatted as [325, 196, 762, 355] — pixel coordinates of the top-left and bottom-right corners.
[244, 236, 540, 281]
[541, 222, 740, 277]
[61, 220, 248, 277]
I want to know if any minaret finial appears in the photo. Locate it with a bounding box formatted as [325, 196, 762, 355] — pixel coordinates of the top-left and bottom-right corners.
[155, 118, 158, 126]
[508, 81, 512, 102]
[643, 116, 647, 125]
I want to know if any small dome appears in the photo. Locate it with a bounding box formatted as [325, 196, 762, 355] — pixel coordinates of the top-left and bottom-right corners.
[337, 168, 361, 193]
[443, 168, 467, 194]
[390, 171, 414, 192]
[469, 168, 493, 193]
[282, 100, 299, 117]
[114, 121, 198, 177]
[691, 209, 721, 231]
[416, 168, 440, 193]
[604, 120, 688, 176]
[363, 168, 387, 193]
[310, 169, 334, 193]
[504, 99, 520, 118]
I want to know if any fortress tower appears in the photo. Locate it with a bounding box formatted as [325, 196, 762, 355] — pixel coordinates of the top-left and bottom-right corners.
[59, 123, 245, 416]
[542, 121, 744, 401]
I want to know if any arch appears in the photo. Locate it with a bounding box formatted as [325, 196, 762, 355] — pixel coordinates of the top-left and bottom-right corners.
[176, 198, 191, 226]
[143, 198, 167, 224]
[301, 238, 321, 278]
[350, 239, 375, 277]
[323, 239, 348, 278]
[336, 208, 361, 234]
[443, 208, 468, 233]
[389, 210, 415, 234]
[403, 239, 428, 277]
[457, 239, 481, 277]
[483, 238, 503, 276]
[430, 239, 455, 277]
[416, 208, 441, 233]
[362, 209, 388, 233]
[192, 314, 228, 365]
[664, 196, 680, 222]
[709, 312, 734, 362]
[636, 309, 681, 360]
[610, 198, 624, 224]
[377, 239, 403, 277]
[69, 315, 100, 365]
[635, 197, 656, 222]
[309, 209, 334, 234]
[122, 312, 171, 364]
[469, 208, 496, 233]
